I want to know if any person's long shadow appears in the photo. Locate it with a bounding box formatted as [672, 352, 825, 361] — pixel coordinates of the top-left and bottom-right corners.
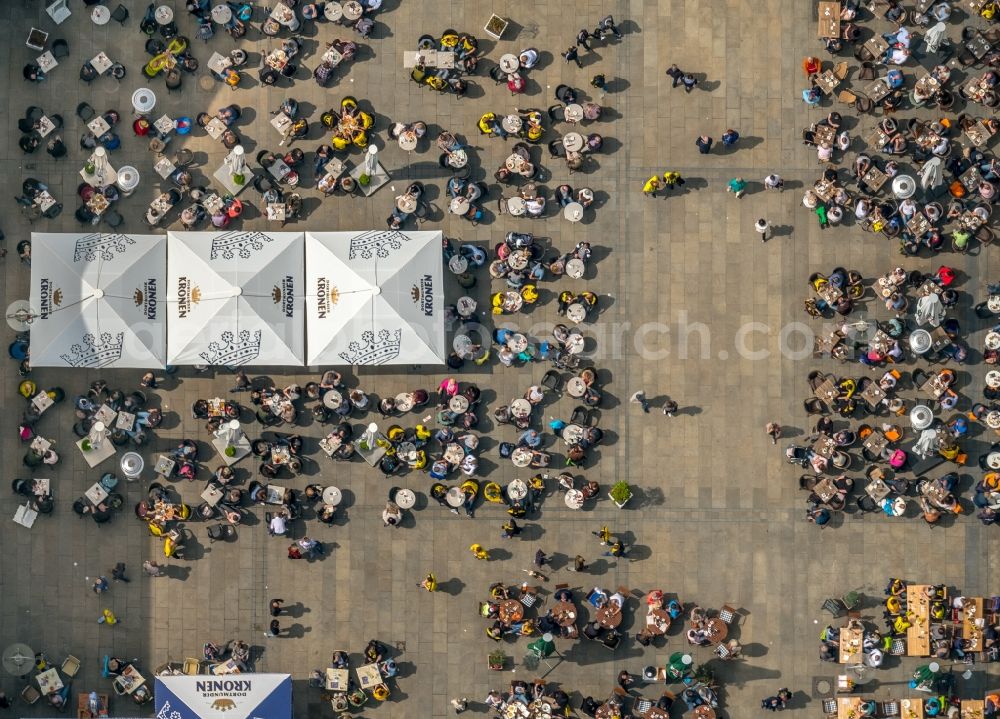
[436, 578, 465, 596]
[770, 224, 795, 239]
[284, 602, 309, 619]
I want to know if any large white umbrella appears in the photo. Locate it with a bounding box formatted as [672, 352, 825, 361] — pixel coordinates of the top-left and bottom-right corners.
[29, 232, 166, 368]
[166, 231, 305, 366]
[305, 230, 445, 365]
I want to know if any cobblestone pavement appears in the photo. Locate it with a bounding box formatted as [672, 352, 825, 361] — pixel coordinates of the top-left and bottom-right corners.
[1, 0, 999, 717]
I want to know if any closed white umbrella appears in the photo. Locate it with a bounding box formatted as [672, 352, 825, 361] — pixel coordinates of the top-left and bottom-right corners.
[919, 156, 943, 192]
[915, 293, 944, 327]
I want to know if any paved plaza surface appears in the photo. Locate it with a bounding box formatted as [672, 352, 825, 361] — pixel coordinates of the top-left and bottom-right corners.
[2, 0, 1000, 717]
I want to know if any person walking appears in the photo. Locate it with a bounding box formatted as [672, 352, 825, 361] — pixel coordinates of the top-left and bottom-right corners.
[142, 560, 164, 577]
[721, 128, 740, 147]
[139, 371, 158, 389]
[469, 543, 490, 561]
[695, 135, 713, 154]
[604, 539, 628, 559]
[681, 74, 698, 92]
[451, 698, 469, 714]
[562, 46, 582, 68]
[98, 609, 118, 625]
[662, 171, 685, 190]
[592, 526, 611, 544]
[265, 619, 281, 638]
[110, 563, 129, 583]
[568, 555, 588, 572]
[764, 173, 784, 191]
[230, 369, 251, 393]
[598, 15, 623, 39]
[663, 398, 678, 417]
[630, 390, 650, 412]
[501, 519, 522, 539]
[92, 576, 109, 595]
[591, 73, 607, 97]
[419, 573, 437, 592]
[617, 670, 635, 691]
[269, 598, 285, 617]
[755, 218, 772, 242]
[766, 422, 782, 444]
[665, 64, 683, 87]
[534, 549, 548, 568]
[727, 177, 747, 199]
[576, 29, 592, 51]
[642, 175, 662, 198]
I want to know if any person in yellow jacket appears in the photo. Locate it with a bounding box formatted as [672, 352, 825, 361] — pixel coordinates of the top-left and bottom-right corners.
[469, 544, 490, 561]
[662, 171, 685, 189]
[419, 573, 437, 592]
[642, 175, 662, 198]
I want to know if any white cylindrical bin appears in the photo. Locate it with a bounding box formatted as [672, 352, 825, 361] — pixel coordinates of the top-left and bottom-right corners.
[132, 88, 157, 115]
[892, 175, 916, 199]
[117, 166, 140, 196]
[121, 451, 144, 481]
[910, 405, 934, 430]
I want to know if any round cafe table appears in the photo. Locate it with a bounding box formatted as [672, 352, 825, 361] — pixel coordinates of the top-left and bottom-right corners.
[563, 132, 585, 152]
[508, 333, 528, 353]
[502, 291, 524, 313]
[693, 707, 716, 719]
[445, 486, 465, 507]
[564, 489, 584, 509]
[449, 395, 470, 413]
[565, 333, 585, 354]
[564, 104, 584, 123]
[398, 132, 418, 151]
[447, 149, 468, 168]
[562, 423, 585, 444]
[453, 334, 473, 356]
[987, 332, 1000, 350]
[323, 486, 343, 506]
[510, 398, 532, 418]
[343, 0, 363, 20]
[324, 1, 344, 21]
[397, 441, 417, 463]
[456, 296, 477, 317]
[502, 115, 523, 134]
[395, 392, 415, 412]
[508, 250, 530, 270]
[448, 255, 469, 274]
[988, 370, 1000, 389]
[499, 53, 520, 74]
[567, 303, 587, 323]
[322, 389, 344, 409]
[396, 194, 417, 213]
[566, 258, 585, 279]
[155, 5, 174, 24]
[212, 4, 233, 23]
[507, 478, 528, 500]
[990, 295, 1000, 313]
[394, 488, 416, 509]
[987, 410, 1000, 429]
[499, 598, 524, 624]
[506, 196, 527, 216]
[511, 448, 533, 468]
[706, 617, 728, 642]
[443, 443, 465, 465]
[566, 378, 587, 398]
[92, 5, 111, 24]
[449, 196, 470, 216]
[988, 452, 1000, 470]
[564, 202, 584, 222]
[552, 600, 578, 625]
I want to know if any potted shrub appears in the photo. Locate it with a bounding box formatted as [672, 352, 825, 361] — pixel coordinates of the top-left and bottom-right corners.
[358, 174, 371, 187]
[80, 439, 93, 452]
[84, 161, 96, 175]
[224, 446, 236, 458]
[609, 481, 632, 508]
[488, 649, 507, 671]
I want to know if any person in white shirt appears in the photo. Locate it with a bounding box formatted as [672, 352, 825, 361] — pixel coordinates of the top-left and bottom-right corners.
[269, 513, 287, 536]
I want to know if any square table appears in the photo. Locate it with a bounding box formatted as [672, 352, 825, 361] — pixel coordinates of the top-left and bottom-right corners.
[838, 698, 864, 719]
[814, 124, 837, 147]
[85, 482, 109, 506]
[321, 46, 344, 66]
[88, 116, 111, 137]
[93, 404, 117, 425]
[265, 486, 285, 505]
[965, 121, 991, 148]
[35, 115, 56, 138]
[201, 484, 224, 507]
[356, 664, 382, 690]
[403, 50, 439, 68]
[814, 330, 842, 355]
[154, 156, 177, 179]
[930, 327, 952, 353]
[812, 433, 837, 459]
[210, 659, 241, 675]
[966, 0, 989, 10]
[86, 193, 109, 217]
[32, 478, 50, 496]
[205, 117, 227, 141]
[91, 52, 113, 75]
[861, 166, 888, 193]
[13, 504, 38, 528]
[907, 214, 931, 237]
[839, 627, 863, 664]
[271, 112, 294, 136]
[960, 165, 983, 193]
[31, 437, 52, 455]
[115, 665, 145, 694]
[203, 193, 224, 214]
[36, 667, 63, 695]
[962, 700, 985, 719]
[31, 391, 54, 413]
[437, 52, 455, 69]
[154, 455, 176, 477]
[865, 78, 892, 103]
[266, 203, 287, 221]
[814, 70, 839, 95]
[863, 36, 889, 60]
[862, 430, 888, 455]
[966, 33, 992, 60]
[321, 157, 346, 179]
[902, 699, 925, 719]
[77, 438, 116, 467]
[116, 411, 136, 431]
[207, 51, 232, 75]
[859, 383, 886, 408]
[866, 477, 892, 502]
[813, 377, 838, 402]
[36, 51, 58, 72]
[326, 668, 349, 691]
[813, 477, 838, 503]
[906, 585, 931, 656]
[914, 73, 941, 100]
[959, 211, 985, 232]
[35, 191, 57, 212]
[920, 374, 949, 399]
[267, 157, 292, 180]
[154, 115, 175, 135]
[818, 1, 842, 37]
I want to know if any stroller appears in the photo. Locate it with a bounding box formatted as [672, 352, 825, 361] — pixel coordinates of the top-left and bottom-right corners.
[785, 445, 811, 468]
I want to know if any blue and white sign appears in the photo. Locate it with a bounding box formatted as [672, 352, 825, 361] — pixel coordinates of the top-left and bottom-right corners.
[155, 674, 291, 719]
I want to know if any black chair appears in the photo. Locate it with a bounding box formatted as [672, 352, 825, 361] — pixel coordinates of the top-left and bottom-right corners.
[76, 102, 95, 122]
[51, 39, 69, 59]
[111, 3, 129, 24]
[104, 210, 123, 228]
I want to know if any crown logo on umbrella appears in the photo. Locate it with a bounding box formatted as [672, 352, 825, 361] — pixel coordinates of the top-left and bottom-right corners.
[338, 329, 402, 366]
[61, 332, 125, 368]
[199, 329, 262, 366]
[133, 289, 144, 306]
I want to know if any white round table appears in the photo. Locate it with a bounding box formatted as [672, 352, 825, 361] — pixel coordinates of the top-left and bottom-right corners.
[562, 424, 585, 444]
[453, 334, 473, 355]
[344, 0, 363, 19]
[988, 370, 1000, 389]
[445, 487, 465, 507]
[398, 132, 418, 151]
[989, 295, 1000, 313]
[132, 88, 157, 114]
[566, 377, 587, 398]
[507, 197, 526, 216]
[567, 303, 587, 323]
[322, 389, 344, 409]
[457, 296, 477, 317]
[395, 392, 415, 412]
[447, 149, 468, 168]
[565, 334, 585, 354]
[987, 332, 1000, 350]
[443, 443, 465, 465]
[988, 411, 1000, 430]
[499, 54, 520, 74]
[566, 258, 585, 279]
[507, 479, 528, 500]
[564, 202, 584, 222]
[323, 486, 343, 506]
[396, 195, 417, 213]
[510, 398, 532, 418]
[564, 489, 584, 509]
[324, 1, 344, 21]
[511, 448, 533, 468]
[448, 255, 468, 274]
[116, 166, 140, 196]
[395, 488, 416, 509]
[501, 115, 523, 134]
[508, 250, 529, 270]
[988, 452, 1000, 470]
[508, 334, 528, 353]
[92, 6, 111, 24]
[155, 5, 174, 24]
[564, 104, 584, 123]
[449, 196, 470, 216]
[563, 132, 584, 152]
[212, 4, 233, 23]
[450, 395, 470, 413]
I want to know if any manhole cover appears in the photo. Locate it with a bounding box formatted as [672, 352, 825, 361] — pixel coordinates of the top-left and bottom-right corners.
[813, 677, 833, 697]
[198, 75, 216, 92]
